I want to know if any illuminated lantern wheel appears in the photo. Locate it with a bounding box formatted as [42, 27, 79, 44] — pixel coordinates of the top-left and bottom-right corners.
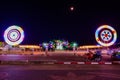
[4, 25, 24, 46]
[95, 25, 117, 46]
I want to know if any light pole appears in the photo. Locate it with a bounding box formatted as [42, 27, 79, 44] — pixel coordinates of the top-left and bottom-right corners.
[43, 43, 49, 56]
[71, 42, 78, 56]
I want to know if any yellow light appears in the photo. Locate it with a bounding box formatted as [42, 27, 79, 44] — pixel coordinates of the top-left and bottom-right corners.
[79, 45, 102, 49]
[19, 45, 40, 49]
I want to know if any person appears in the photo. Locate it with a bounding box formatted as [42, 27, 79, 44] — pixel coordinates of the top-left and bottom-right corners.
[96, 49, 101, 56]
[91, 49, 102, 61]
[107, 48, 113, 55]
[85, 50, 94, 60]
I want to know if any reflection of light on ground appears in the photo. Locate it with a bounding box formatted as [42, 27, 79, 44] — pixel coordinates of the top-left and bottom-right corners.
[0, 72, 8, 80]
[50, 72, 120, 80]
[50, 72, 95, 80]
[87, 72, 120, 79]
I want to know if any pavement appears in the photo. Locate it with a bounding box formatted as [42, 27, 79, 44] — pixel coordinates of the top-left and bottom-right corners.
[0, 51, 112, 61]
[0, 52, 120, 80]
[0, 51, 119, 65]
[0, 65, 120, 80]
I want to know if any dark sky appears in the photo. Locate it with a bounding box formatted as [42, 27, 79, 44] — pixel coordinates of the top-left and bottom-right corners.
[0, 0, 120, 45]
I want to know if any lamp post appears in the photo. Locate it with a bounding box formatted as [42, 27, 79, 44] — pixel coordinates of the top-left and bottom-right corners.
[71, 42, 78, 56]
[43, 43, 49, 56]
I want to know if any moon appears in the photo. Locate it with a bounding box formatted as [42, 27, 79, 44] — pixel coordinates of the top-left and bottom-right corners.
[70, 6, 74, 11]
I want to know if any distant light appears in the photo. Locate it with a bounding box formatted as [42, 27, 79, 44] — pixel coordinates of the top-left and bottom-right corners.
[71, 42, 78, 47]
[19, 45, 40, 49]
[42, 43, 48, 48]
[56, 41, 63, 50]
[73, 43, 77, 47]
[96, 44, 101, 46]
[79, 45, 102, 49]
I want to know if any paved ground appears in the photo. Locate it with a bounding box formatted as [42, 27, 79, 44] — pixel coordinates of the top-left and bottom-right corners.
[0, 55, 85, 62]
[0, 51, 112, 62]
[0, 64, 120, 80]
[0, 51, 117, 80]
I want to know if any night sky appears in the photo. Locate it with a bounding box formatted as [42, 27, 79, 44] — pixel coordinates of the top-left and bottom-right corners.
[0, 0, 120, 45]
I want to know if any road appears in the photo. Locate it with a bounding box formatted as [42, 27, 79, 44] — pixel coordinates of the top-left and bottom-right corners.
[0, 51, 112, 62]
[0, 52, 119, 80]
[0, 64, 120, 80]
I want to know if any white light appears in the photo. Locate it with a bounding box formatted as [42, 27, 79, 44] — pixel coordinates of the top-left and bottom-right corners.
[70, 6, 74, 11]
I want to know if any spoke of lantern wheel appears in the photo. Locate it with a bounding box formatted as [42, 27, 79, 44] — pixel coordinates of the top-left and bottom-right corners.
[107, 37, 109, 40]
[103, 37, 105, 39]
[102, 34, 104, 36]
[104, 31, 106, 33]
[108, 35, 111, 37]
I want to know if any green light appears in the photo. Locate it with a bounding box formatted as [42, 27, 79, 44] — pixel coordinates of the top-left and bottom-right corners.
[73, 43, 77, 47]
[70, 42, 78, 48]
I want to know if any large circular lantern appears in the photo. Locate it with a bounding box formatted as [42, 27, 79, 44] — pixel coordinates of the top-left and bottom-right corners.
[4, 25, 24, 46]
[95, 25, 117, 46]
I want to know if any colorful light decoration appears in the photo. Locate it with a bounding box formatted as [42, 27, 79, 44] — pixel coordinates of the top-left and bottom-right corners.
[4, 25, 24, 46]
[41, 40, 77, 50]
[42, 43, 48, 48]
[56, 40, 63, 50]
[95, 25, 117, 46]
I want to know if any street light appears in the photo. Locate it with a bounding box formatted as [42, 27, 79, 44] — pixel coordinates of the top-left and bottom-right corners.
[73, 43, 78, 47]
[70, 42, 78, 56]
[42, 42, 49, 56]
